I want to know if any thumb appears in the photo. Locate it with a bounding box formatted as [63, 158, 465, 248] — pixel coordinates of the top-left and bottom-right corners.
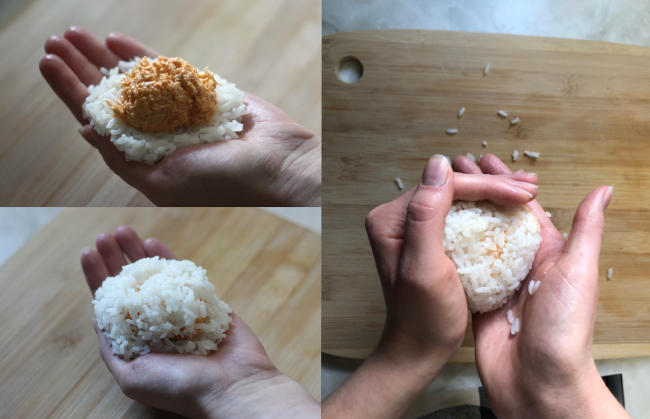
[399, 155, 454, 278]
[564, 185, 614, 266]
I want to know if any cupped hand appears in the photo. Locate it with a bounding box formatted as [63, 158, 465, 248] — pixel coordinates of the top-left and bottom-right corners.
[365, 155, 539, 368]
[81, 226, 318, 418]
[452, 154, 628, 419]
[41, 26, 320, 206]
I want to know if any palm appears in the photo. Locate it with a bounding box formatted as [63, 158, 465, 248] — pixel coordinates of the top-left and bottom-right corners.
[453, 154, 604, 415]
[81, 226, 274, 415]
[40, 26, 318, 205]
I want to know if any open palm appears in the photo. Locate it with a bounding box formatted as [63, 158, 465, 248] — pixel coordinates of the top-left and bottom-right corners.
[40, 26, 320, 206]
[453, 154, 613, 417]
[81, 226, 277, 417]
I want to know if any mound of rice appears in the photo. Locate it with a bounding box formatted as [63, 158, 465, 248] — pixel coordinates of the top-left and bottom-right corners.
[82, 57, 248, 165]
[93, 257, 231, 359]
[444, 201, 541, 313]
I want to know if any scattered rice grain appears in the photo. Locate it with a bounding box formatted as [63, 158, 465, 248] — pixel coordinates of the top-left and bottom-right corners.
[524, 150, 540, 159]
[532, 280, 541, 294]
[482, 140, 488, 147]
[498, 110, 508, 118]
[510, 317, 520, 335]
[458, 107, 465, 118]
[606, 267, 613, 280]
[528, 279, 535, 295]
[512, 150, 519, 161]
[510, 116, 520, 125]
[506, 309, 514, 324]
[483, 62, 490, 75]
[446, 128, 458, 135]
[466, 152, 476, 162]
[562, 232, 569, 239]
[395, 177, 404, 190]
[545, 211, 552, 218]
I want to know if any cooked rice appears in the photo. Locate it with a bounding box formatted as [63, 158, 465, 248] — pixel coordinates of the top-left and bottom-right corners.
[506, 309, 514, 324]
[93, 257, 231, 359]
[545, 211, 552, 218]
[524, 150, 540, 159]
[458, 107, 465, 118]
[482, 140, 488, 147]
[444, 201, 541, 313]
[607, 267, 613, 280]
[510, 317, 520, 335]
[498, 110, 508, 118]
[483, 63, 490, 75]
[466, 153, 476, 162]
[510, 116, 520, 125]
[83, 57, 248, 165]
[446, 128, 459, 135]
[512, 150, 519, 161]
[395, 177, 404, 190]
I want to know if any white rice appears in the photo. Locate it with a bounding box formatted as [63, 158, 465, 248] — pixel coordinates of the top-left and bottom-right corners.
[446, 128, 459, 135]
[510, 116, 520, 125]
[562, 232, 569, 239]
[506, 309, 514, 324]
[483, 62, 490, 75]
[524, 150, 540, 159]
[444, 201, 541, 313]
[482, 140, 488, 148]
[532, 280, 541, 294]
[545, 211, 552, 218]
[93, 257, 232, 359]
[510, 317, 520, 335]
[395, 177, 404, 190]
[83, 57, 248, 165]
[528, 278, 535, 295]
[466, 152, 476, 162]
[512, 150, 519, 161]
[458, 107, 465, 118]
[498, 110, 508, 118]
[607, 267, 613, 280]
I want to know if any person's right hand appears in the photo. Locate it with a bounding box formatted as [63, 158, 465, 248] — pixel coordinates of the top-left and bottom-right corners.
[453, 154, 629, 419]
[40, 26, 320, 206]
[81, 226, 319, 418]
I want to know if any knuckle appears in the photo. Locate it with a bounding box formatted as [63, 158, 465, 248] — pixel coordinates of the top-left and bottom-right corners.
[406, 196, 437, 223]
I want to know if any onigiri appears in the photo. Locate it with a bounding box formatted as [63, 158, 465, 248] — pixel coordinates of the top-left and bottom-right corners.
[444, 201, 541, 313]
[93, 257, 232, 359]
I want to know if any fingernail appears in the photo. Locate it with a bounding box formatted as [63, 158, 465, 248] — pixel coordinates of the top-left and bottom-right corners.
[603, 185, 614, 209]
[421, 154, 449, 187]
[516, 181, 538, 189]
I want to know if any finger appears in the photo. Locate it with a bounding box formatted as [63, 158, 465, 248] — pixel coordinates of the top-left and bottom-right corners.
[454, 172, 537, 205]
[64, 26, 120, 69]
[479, 154, 557, 234]
[365, 189, 414, 282]
[106, 32, 159, 60]
[39, 54, 88, 124]
[453, 155, 482, 174]
[564, 186, 613, 266]
[509, 170, 538, 185]
[80, 125, 149, 188]
[96, 233, 128, 276]
[399, 155, 455, 277]
[81, 248, 109, 296]
[115, 226, 147, 262]
[44, 35, 102, 85]
[143, 238, 176, 260]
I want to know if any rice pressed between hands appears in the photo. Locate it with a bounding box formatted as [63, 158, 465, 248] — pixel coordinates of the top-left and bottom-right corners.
[444, 201, 542, 313]
[93, 257, 232, 359]
[83, 57, 248, 165]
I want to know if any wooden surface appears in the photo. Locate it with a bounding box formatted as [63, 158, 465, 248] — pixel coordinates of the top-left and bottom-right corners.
[0, 0, 321, 206]
[322, 30, 650, 361]
[0, 208, 321, 417]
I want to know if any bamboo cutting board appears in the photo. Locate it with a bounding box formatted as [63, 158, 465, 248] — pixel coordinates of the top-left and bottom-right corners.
[0, 208, 321, 418]
[322, 30, 650, 361]
[0, 0, 320, 206]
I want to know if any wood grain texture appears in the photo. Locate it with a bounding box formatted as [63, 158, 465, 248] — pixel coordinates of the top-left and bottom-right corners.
[322, 30, 650, 361]
[0, 208, 321, 417]
[0, 0, 321, 206]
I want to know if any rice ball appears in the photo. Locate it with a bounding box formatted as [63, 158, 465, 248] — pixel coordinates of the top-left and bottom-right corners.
[93, 257, 231, 359]
[444, 201, 541, 313]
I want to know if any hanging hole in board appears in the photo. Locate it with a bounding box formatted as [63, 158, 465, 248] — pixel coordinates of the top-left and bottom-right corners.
[337, 56, 363, 84]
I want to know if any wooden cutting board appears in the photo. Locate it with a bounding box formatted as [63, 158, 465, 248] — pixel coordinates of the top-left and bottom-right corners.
[0, 208, 321, 418]
[0, 0, 320, 205]
[323, 30, 650, 361]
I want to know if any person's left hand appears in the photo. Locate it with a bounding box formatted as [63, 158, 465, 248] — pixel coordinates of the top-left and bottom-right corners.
[81, 226, 319, 418]
[41, 26, 320, 206]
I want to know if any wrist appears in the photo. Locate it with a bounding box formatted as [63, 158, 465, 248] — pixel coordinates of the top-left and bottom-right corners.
[514, 362, 628, 419]
[272, 133, 321, 206]
[198, 369, 319, 419]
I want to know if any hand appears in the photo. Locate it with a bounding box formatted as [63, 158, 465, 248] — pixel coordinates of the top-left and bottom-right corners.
[453, 154, 629, 419]
[41, 26, 320, 206]
[324, 155, 539, 419]
[81, 226, 319, 418]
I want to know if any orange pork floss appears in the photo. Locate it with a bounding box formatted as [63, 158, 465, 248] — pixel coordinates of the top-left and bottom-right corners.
[109, 56, 218, 132]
